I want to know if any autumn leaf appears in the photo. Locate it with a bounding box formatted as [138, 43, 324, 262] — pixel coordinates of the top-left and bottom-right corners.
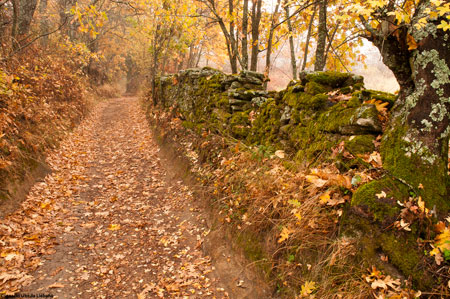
[278, 226, 293, 243]
[319, 191, 331, 205]
[305, 175, 327, 188]
[364, 99, 389, 113]
[300, 281, 316, 297]
[108, 224, 121, 231]
[375, 191, 386, 199]
[406, 34, 418, 50]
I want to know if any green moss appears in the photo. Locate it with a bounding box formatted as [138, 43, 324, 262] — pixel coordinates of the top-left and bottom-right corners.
[351, 177, 407, 222]
[345, 135, 375, 154]
[247, 98, 281, 145]
[305, 71, 351, 88]
[353, 82, 364, 91]
[378, 233, 423, 284]
[381, 122, 450, 211]
[339, 86, 352, 94]
[283, 89, 328, 111]
[347, 95, 362, 108]
[235, 231, 271, 277]
[305, 81, 328, 95]
[317, 102, 357, 134]
[230, 111, 250, 138]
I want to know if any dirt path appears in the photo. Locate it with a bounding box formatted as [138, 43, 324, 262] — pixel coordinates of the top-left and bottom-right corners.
[0, 98, 268, 298]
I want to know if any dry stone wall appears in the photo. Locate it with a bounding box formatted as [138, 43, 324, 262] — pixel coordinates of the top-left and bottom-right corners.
[154, 67, 396, 165]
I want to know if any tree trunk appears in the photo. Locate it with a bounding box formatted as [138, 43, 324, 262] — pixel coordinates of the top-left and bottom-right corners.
[11, 0, 18, 46]
[323, 22, 339, 67]
[17, 0, 38, 37]
[59, 0, 76, 40]
[314, 0, 327, 71]
[250, 0, 262, 71]
[241, 0, 249, 70]
[39, 0, 49, 47]
[284, 1, 297, 79]
[364, 12, 450, 210]
[263, 0, 281, 89]
[301, 4, 316, 71]
[228, 0, 238, 73]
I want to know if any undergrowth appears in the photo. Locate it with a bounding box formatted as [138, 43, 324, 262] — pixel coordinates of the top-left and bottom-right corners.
[144, 103, 377, 298]
[143, 94, 450, 298]
[0, 44, 90, 206]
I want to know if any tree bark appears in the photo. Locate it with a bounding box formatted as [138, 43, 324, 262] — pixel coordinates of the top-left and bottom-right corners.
[250, 0, 262, 71]
[39, 0, 49, 47]
[228, 0, 238, 73]
[323, 22, 339, 66]
[241, 0, 249, 70]
[284, 1, 297, 80]
[363, 6, 450, 210]
[59, 0, 76, 40]
[314, 0, 327, 71]
[301, 4, 316, 71]
[263, 0, 281, 89]
[17, 0, 38, 37]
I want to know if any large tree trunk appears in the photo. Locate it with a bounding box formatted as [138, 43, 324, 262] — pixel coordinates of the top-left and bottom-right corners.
[250, 0, 262, 71]
[364, 10, 450, 210]
[314, 0, 327, 71]
[284, 1, 297, 80]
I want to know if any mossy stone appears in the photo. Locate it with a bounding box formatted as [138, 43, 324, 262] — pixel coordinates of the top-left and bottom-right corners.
[230, 111, 250, 138]
[351, 177, 407, 223]
[304, 81, 328, 95]
[305, 71, 352, 88]
[345, 135, 375, 154]
[358, 89, 397, 109]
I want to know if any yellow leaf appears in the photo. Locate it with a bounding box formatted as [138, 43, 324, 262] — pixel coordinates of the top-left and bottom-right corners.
[364, 99, 389, 113]
[278, 226, 292, 243]
[305, 175, 327, 187]
[319, 191, 331, 205]
[437, 20, 450, 31]
[108, 224, 120, 231]
[300, 281, 316, 297]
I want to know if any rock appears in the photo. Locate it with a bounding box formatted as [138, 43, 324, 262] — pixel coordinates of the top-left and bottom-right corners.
[340, 105, 382, 134]
[237, 70, 264, 85]
[292, 84, 304, 93]
[229, 98, 248, 106]
[230, 81, 242, 89]
[228, 89, 267, 101]
[280, 106, 291, 125]
[231, 105, 244, 112]
[251, 97, 268, 107]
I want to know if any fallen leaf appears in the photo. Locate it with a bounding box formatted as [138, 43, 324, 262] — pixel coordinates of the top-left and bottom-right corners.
[278, 226, 293, 243]
[375, 191, 386, 199]
[300, 281, 316, 297]
[108, 224, 121, 231]
[48, 283, 64, 288]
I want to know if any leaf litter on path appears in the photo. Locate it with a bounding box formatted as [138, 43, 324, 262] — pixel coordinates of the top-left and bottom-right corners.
[1, 98, 229, 298]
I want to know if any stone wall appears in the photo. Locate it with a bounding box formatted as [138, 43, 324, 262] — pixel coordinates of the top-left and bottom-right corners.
[154, 67, 396, 165]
